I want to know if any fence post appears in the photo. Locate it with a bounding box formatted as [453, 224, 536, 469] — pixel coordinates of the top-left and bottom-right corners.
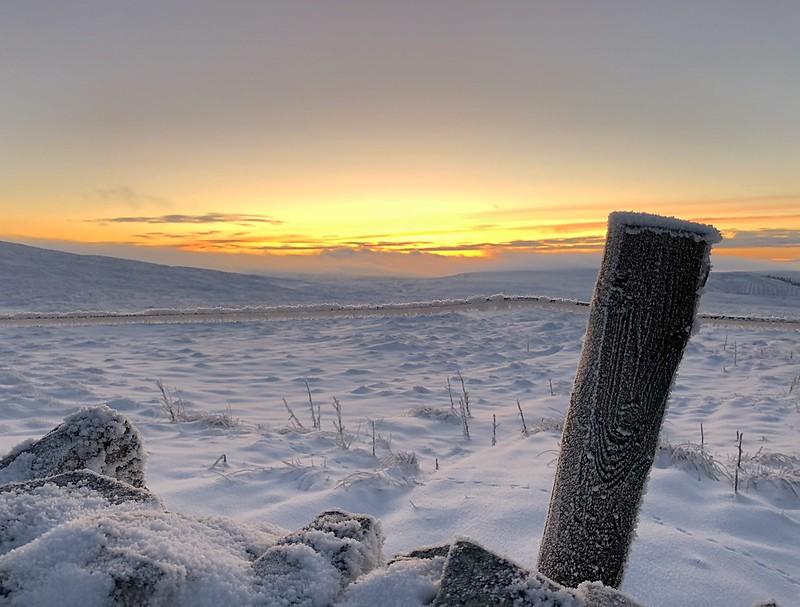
[537, 212, 721, 588]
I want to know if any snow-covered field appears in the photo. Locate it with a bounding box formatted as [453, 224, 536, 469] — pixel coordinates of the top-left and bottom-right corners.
[1, 307, 798, 605]
[1, 242, 799, 606]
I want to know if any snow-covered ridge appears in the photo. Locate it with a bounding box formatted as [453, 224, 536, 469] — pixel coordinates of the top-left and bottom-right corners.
[0, 295, 586, 325]
[1, 295, 797, 328]
[1, 239, 797, 319]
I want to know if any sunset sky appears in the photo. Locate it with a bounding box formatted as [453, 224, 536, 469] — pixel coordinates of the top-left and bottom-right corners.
[2, 2, 799, 275]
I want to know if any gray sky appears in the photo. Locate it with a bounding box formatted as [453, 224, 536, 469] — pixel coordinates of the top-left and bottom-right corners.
[2, 1, 799, 274]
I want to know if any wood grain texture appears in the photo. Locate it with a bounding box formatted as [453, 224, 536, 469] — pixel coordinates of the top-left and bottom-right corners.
[537, 218, 716, 588]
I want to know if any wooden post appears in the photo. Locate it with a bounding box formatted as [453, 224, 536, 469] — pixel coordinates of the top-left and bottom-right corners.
[537, 212, 720, 588]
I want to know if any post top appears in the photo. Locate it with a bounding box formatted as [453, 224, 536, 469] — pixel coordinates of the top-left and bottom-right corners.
[608, 211, 722, 244]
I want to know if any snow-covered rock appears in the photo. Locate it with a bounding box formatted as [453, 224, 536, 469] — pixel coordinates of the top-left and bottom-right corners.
[251, 510, 385, 606]
[0, 469, 163, 555]
[0, 510, 287, 607]
[273, 510, 384, 584]
[344, 538, 645, 607]
[0, 406, 146, 488]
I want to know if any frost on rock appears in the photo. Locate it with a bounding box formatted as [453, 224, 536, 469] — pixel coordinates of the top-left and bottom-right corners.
[251, 510, 384, 607]
[388, 543, 451, 564]
[0, 405, 146, 488]
[426, 539, 642, 607]
[433, 539, 576, 607]
[574, 581, 644, 607]
[0, 510, 286, 607]
[273, 510, 384, 585]
[252, 543, 343, 607]
[0, 469, 163, 555]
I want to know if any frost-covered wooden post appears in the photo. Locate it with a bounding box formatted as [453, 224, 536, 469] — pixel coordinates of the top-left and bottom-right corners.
[537, 212, 721, 589]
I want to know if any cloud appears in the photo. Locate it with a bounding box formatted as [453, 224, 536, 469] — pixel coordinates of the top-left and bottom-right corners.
[91, 186, 171, 210]
[162, 233, 607, 255]
[90, 213, 283, 226]
[132, 230, 222, 239]
[469, 195, 800, 224]
[718, 229, 800, 248]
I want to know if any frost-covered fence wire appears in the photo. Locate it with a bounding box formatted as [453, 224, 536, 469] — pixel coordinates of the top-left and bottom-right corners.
[537, 212, 721, 589]
[2, 297, 797, 328]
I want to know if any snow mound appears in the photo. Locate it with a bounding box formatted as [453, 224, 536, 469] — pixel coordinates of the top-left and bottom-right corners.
[0, 510, 287, 607]
[0, 470, 163, 556]
[268, 510, 384, 587]
[0, 499, 385, 607]
[0, 406, 146, 488]
[337, 556, 445, 607]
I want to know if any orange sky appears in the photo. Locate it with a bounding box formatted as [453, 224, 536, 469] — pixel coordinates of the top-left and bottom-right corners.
[6, 195, 799, 276]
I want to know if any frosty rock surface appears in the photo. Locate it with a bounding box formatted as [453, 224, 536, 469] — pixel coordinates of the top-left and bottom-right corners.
[429, 540, 642, 607]
[272, 510, 384, 585]
[252, 543, 344, 607]
[0, 469, 163, 555]
[538, 212, 719, 588]
[388, 543, 451, 564]
[0, 510, 286, 607]
[433, 539, 576, 606]
[250, 510, 383, 606]
[575, 582, 644, 607]
[0, 405, 147, 488]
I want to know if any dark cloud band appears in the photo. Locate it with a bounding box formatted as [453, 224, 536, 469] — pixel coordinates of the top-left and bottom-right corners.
[90, 213, 282, 226]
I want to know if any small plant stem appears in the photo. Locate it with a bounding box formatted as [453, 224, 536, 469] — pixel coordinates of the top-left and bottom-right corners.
[517, 399, 528, 435]
[283, 398, 306, 430]
[305, 379, 317, 429]
[447, 377, 456, 413]
[734, 431, 743, 495]
[458, 397, 470, 438]
[457, 370, 471, 418]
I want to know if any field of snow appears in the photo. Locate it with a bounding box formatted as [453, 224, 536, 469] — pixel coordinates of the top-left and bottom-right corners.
[1, 302, 798, 605]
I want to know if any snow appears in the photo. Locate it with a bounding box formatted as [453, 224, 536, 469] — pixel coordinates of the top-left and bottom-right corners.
[0, 244, 798, 605]
[608, 212, 723, 244]
[0, 511, 287, 606]
[0, 471, 163, 555]
[337, 556, 444, 607]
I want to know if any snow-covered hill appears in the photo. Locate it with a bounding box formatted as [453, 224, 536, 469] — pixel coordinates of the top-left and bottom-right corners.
[1, 240, 798, 318]
[0, 240, 360, 313]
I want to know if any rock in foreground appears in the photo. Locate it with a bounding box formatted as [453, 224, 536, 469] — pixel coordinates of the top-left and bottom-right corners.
[0, 405, 147, 488]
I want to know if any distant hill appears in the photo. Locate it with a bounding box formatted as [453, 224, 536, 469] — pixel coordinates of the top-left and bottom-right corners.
[0, 240, 355, 313]
[1, 240, 797, 317]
